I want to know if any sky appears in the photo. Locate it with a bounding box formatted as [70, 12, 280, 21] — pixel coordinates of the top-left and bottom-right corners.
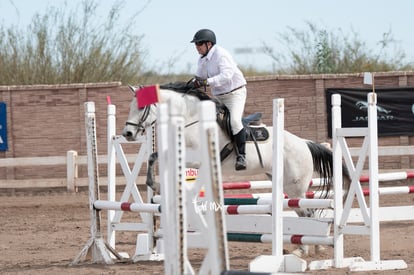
[1, 0, 414, 74]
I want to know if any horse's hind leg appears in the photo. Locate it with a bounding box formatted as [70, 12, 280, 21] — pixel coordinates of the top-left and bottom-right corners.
[283, 168, 313, 257]
[291, 209, 327, 257]
[312, 209, 327, 255]
[291, 208, 313, 257]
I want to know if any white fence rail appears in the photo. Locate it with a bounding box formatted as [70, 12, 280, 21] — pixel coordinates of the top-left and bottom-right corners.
[349, 146, 414, 156]
[1, 145, 414, 191]
[0, 150, 139, 191]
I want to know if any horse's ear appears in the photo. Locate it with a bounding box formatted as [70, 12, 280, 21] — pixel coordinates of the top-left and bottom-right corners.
[127, 85, 136, 94]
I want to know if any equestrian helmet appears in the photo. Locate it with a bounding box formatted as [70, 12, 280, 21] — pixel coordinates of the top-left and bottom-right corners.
[190, 29, 216, 44]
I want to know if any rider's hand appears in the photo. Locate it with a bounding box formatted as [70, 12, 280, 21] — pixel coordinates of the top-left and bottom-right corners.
[193, 77, 208, 88]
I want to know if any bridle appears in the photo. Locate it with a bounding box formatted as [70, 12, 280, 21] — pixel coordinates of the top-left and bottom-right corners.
[125, 92, 200, 138]
[125, 105, 154, 136]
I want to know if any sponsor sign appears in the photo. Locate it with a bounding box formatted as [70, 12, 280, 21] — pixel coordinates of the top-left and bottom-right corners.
[0, 102, 7, 151]
[326, 87, 414, 137]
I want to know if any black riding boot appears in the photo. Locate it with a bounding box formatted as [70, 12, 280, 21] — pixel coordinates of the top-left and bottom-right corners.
[234, 128, 247, 170]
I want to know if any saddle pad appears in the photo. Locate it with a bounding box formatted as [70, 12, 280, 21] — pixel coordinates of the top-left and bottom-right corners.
[247, 126, 269, 142]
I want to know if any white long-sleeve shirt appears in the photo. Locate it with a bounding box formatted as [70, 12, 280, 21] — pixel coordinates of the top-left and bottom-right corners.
[195, 45, 247, 96]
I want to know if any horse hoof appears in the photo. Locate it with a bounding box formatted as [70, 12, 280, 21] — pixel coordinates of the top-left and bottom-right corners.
[146, 179, 160, 193]
[315, 245, 326, 254]
[146, 181, 155, 191]
[292, 249, 304, 258]
[292, 245, 309, 258]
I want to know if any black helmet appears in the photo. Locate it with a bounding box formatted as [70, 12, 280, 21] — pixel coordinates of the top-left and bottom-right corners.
[190, 29, 216, 44]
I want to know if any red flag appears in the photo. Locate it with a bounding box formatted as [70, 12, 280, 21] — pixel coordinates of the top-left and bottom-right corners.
[136, 85, 160, 108]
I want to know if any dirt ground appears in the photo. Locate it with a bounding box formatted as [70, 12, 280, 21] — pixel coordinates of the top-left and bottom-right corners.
[1, 183, 414, 275]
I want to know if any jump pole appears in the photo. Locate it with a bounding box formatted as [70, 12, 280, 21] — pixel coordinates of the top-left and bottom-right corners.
[153, 183, 414, 202]
[200, 171, 414, 190]
[228, 233, 334, 246]
[223, 198, 333, 209]
[311, 170, 414, 186]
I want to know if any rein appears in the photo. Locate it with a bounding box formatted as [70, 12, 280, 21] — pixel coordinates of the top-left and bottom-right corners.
[126, 103, 197, 136]
[126, 86, 263, 167]
[125, 105, 154, 135]
[185, 120, 199, 128]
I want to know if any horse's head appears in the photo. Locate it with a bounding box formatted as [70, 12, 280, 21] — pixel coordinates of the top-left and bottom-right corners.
[122, 85, 157, 141]
[122, 82, 210, 141]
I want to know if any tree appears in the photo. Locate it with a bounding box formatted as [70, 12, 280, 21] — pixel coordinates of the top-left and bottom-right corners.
[263, 21, 414, 74]
[0, 1, 148, 85]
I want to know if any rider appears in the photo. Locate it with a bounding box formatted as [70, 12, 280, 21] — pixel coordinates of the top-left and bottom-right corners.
[190, 29, 247, 170]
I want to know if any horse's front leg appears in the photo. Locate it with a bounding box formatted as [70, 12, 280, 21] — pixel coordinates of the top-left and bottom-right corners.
[146, 152, 159, 192]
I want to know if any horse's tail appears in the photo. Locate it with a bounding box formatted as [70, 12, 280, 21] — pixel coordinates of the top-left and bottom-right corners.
[306, 141, 351, 199]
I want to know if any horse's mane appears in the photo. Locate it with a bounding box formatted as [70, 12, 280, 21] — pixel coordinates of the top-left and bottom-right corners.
[160, 81, 212, 101]
[159, 81, 231, 137]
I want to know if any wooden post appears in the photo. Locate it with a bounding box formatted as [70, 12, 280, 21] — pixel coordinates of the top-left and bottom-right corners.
[66, 150, 78, 192]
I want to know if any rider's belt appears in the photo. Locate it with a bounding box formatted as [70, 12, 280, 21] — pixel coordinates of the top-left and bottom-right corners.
[218, 85, 245, 96]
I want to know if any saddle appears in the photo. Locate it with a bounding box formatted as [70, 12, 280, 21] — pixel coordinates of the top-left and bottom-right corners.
[217, 103, 269, 141]
[216, 104, 269, 166]
[160, 81, 270, 165]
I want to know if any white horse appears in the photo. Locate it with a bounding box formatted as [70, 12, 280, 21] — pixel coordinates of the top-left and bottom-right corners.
[122, 82, 350, 256]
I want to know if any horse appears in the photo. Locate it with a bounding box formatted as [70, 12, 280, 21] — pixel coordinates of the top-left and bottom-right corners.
[121, 82, 350, 257]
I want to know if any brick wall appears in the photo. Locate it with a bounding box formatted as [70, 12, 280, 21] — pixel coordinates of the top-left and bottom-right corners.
[1, 71, 414, 180]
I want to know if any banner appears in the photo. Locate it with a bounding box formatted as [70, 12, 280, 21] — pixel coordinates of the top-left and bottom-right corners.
[325, 87, 414, 137]
[0, 102, 7, 151]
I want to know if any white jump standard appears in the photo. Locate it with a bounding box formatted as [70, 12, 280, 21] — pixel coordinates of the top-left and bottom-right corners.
[72, 102, 162, 264]
[71, 102, 124, 265]
[249, 94, 408, 272]
[307, 93, 408, 271]
[157, 100, 229, 274]
[106, 102, 160, 261]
